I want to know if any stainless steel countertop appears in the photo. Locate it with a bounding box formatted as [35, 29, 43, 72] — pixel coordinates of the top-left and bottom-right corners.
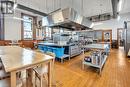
[38, 42, 75, 46]
[83, 44, 109, 50]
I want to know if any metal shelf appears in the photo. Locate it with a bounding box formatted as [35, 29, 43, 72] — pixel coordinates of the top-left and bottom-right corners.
[83, 55, 107, 68]
[82, 43, 109, 75]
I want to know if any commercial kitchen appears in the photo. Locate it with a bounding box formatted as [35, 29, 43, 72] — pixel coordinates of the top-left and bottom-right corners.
[0, 0, 130, 87]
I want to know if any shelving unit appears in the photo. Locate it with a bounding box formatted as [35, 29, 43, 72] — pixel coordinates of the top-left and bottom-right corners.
[82, 44, 110, 75]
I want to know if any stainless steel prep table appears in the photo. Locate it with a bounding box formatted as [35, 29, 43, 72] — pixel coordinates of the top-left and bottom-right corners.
[82, 43, 110, 75]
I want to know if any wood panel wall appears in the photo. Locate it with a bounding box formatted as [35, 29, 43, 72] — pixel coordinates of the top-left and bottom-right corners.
[0, 40, 12, 46]
[0, 40, 43, 49]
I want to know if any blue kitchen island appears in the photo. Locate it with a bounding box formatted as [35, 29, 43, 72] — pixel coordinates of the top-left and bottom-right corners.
[38, 42, 81, 63]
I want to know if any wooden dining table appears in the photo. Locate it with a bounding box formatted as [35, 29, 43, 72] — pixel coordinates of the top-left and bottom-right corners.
[0, 46, 54, 87]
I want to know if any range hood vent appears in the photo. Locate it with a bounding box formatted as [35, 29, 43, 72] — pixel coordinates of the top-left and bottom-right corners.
[42, 8, 92, 30]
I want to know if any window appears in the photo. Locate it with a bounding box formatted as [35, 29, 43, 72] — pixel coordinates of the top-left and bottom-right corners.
[1, 1, 14, 14]
[45, 27, 51, 38]
[22, 14, 35, 40]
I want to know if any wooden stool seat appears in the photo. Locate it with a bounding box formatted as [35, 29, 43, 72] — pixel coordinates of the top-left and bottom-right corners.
[34, 65, 48, 76]
[33, 51, 55, 87]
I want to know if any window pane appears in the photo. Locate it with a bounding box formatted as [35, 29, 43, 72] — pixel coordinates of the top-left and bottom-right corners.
[45, 27, 51, 38]
[24, 32, 32, 39]
[23, 22, 32, 31]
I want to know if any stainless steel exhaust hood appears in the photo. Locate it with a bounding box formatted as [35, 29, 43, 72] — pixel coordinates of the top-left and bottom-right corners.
[42, 8, 92, 30]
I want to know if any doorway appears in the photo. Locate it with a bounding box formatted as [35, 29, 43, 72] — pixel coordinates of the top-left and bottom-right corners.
[117, 28, 123, 48]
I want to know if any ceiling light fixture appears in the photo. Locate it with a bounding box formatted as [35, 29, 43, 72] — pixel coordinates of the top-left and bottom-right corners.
[118, 0, 122, 12]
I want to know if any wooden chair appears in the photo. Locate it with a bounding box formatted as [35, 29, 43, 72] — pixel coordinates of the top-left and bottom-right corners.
[20, 40, 34, 49]
[33, 50, 55, 87]
[0, 41, 5, 46]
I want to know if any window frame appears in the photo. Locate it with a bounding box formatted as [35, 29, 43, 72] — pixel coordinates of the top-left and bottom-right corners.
[21, 13, 36, 40]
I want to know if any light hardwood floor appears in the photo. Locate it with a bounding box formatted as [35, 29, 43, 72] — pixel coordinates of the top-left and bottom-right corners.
[1, 47, 130, 87]
[54, 47, 130, 87]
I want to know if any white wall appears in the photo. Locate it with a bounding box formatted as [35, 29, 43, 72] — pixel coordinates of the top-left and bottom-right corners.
[93, 12, 130, 40]
[4, 12, 21, 40]
[4, 10, 43, 40]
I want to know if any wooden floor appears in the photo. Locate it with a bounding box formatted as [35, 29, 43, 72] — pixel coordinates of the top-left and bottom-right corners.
[54, 47, 130, 87]
[1, 47, 130, 87]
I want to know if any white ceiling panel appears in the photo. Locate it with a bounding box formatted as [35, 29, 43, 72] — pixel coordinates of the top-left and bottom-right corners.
[72, 0, 82, 15]
[17, 0, 113, 17]
[120, 0, 130, 14]
[83, 0, 112, 17]
[61, 0, 72, 9]
[18, 0, 52, 13]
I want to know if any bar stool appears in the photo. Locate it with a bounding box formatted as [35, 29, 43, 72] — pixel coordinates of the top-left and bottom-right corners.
[33, 51, 55, 87]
